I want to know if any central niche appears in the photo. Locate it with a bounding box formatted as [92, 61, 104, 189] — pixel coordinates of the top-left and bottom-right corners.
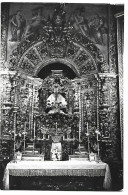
[36, 69, 80, 141]
[44, 70, 68, 115]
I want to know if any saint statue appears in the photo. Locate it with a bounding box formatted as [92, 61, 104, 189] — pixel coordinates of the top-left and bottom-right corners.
[46, 84, 67, 114]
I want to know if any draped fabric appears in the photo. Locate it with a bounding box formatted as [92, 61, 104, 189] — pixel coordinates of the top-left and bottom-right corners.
[3, 161, 111, 190]
[103, 164, 112, 190]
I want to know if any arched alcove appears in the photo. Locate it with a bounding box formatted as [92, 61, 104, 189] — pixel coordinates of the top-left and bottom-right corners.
[37, 62, 77, 79]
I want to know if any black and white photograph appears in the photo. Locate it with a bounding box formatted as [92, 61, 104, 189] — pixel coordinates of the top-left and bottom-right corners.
[0, 0, 124, 191]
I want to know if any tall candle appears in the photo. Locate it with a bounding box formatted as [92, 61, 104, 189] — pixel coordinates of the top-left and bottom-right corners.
[96, 131, 100, 160]
[97, 132, 98, 142]
[34, 121, 36, 139]
[56, 122, 57, 129]
[87, 122, 90, 153]
[87, 122, 88, 133]
[55, 122, 57, 134]
[97, 141, 100, 158]
[25, 121, 26, 133]
[24, 122, 26, 152]
[78, 85, 81, 152]
[29, 114, 30, 132]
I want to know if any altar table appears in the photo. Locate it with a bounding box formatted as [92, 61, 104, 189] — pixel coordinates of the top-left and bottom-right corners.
[3, 160, 111, 190]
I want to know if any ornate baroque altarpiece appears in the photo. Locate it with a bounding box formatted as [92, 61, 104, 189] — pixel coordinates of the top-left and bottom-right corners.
[0, 3, 123, 161]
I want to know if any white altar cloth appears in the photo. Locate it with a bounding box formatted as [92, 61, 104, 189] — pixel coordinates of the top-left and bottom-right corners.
[3, 160, 111, 190]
